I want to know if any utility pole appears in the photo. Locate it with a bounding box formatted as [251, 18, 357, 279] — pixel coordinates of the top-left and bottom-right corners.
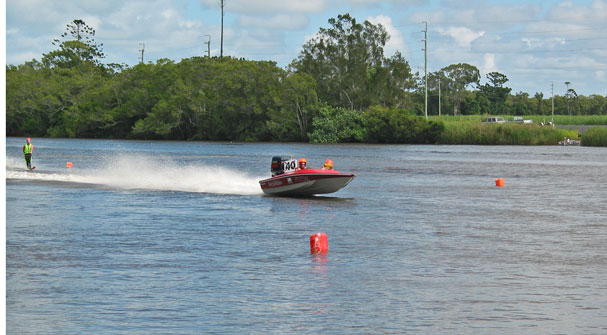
[565, 81, 571, 116]
[220, 0, 225, 57]
[551, 82, 555, 123]
[204, 35, 211, 57]
[422, 22, 428, 120]
[438, 78, 441, 116]
[139, 43, 145, 64]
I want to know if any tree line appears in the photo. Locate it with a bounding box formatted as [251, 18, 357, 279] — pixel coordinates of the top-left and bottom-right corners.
[6, 15, 607, 143]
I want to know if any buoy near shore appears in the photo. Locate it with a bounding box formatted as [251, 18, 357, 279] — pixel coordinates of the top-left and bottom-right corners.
[495, 178, 505, 187]
[310, 233, 328, 254]
[66, 162, 73, 168]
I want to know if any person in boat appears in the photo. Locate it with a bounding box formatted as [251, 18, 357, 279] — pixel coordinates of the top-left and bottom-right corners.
[296, 158, 307, 170]
[321, 159, 333, 170]
[23, 137, 34, 169]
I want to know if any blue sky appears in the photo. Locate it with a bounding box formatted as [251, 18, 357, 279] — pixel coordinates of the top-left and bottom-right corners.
[4, 0, 607, 97]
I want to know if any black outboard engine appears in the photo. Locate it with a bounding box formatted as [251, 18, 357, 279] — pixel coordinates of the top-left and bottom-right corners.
[271, 156, 284, 176]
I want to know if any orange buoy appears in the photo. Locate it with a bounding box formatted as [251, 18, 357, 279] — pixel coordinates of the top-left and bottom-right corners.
[495, 178, 505, 187]
[310, 233, 328, 254]
[66, 162, 73, 168]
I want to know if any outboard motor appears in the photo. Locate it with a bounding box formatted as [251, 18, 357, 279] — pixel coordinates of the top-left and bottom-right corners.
[271, 156, 284, 176]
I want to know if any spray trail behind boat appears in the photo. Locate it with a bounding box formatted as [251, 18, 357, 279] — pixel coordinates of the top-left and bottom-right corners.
[6, 154, 263, 195]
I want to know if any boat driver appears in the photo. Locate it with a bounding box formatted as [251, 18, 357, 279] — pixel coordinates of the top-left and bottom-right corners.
[322, 159, 333, 170]
[296, 158, 307, 170]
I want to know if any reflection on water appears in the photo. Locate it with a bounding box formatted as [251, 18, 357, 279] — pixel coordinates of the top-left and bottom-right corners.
[6, 138, 607, 334]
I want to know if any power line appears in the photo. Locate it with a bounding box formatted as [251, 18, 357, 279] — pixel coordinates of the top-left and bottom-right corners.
[398, 17, 607, 27]
[429, 25, 607, 36]
[433, 36, 607, 45]
[429, 46, 607, 54]
[511, 65, 607, 71]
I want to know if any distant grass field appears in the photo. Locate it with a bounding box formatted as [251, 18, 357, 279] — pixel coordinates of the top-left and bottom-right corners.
[426, 114, 607, 145]
[437, 122, 578, 145]
[429, 114, 607, 125]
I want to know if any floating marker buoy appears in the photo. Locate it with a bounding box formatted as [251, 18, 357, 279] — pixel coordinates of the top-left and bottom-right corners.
[66, 162, 73, 168]
[495, 178, 505, 187]
[310, 233, 328, 254]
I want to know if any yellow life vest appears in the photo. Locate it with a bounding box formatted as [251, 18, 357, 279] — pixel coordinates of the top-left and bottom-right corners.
[23, 143, 33, 154]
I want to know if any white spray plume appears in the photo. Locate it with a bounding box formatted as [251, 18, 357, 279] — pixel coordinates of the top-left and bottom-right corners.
[6, 154, 264, 196]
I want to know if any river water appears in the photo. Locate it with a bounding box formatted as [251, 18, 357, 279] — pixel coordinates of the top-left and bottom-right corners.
[5, 137, 607, 334]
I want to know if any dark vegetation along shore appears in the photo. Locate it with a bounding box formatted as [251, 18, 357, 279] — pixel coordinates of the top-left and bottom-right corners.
[6, 16, 607, 145]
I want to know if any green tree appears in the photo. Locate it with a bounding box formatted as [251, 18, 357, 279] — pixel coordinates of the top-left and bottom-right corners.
[46, 62, 113, 137]
[307, 106, 365, 143]
[6, 61, 50, 136]
[371, 52, 416, 108]
[565, 87, 578, 115]
[509, 91, 529, 115]
[534, 92, 546, 115]
[461, 92, 483, 115]
[291, 13, 414, 110]
[43, 19, 105, 68]
[440, 63, 480, 116]
[266, 72, 319, 141]
[363, 105, 444, 143]
[578, 95, 607, 115]
[479, 72, 511, 114]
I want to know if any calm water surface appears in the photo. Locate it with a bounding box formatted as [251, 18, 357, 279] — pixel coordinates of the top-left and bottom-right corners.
[6, 138, 607, 334]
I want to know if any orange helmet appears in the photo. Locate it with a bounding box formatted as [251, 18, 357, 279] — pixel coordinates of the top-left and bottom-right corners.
[323, 159, 333, 169]
[26, 137, 31, 143]
[298, 158, 307, 167]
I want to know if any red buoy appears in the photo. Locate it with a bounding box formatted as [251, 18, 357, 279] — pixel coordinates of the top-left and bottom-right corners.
[495, 178, 505, 187]
[310, 233, 328, 254]
[66, 162, 73, 168]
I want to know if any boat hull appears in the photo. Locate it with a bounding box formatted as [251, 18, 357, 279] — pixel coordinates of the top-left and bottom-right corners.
[259, 169, 355, 196]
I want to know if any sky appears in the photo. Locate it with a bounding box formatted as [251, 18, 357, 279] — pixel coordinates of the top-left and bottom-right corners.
[4, 0, 607, 97]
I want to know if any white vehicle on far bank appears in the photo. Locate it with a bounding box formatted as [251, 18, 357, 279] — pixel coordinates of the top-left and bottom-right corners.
[482, 117, 506, 124]
[510, 116, 534, 124]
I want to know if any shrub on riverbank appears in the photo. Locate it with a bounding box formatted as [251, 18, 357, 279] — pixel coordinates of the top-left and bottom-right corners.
[438, 122, 578, 145]
[307, 106, 365, 143]
[363, 106, 444, 144]
[581, 127, 607, 146]
[308, 105, 445, 144]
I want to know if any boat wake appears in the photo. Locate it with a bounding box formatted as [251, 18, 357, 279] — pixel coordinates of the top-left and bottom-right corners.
[5, 155, 263, 195]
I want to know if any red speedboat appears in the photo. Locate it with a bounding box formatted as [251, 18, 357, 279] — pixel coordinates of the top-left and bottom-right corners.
[259, 157, 355, 196]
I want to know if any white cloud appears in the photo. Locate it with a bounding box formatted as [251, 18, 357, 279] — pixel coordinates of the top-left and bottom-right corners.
[340, 0, 425, 6]
[482, 53, 497, 74]
[439, 27, 485, 45]
[366, 15, 408, 57]
[199, 0, 327, 14]
[6, 28, 19, 36]
[5, 0, 607, 95]
[161, 8, 179, 20]
[238, 14, 309, 30]
[521, 37, 566, 49]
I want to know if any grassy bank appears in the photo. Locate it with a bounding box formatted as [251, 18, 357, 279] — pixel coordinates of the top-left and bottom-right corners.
[438, 122, 578, 145]
[534, 115, 607, 125]
[430, 114, 607, 125]
[581, 127, 607, 146]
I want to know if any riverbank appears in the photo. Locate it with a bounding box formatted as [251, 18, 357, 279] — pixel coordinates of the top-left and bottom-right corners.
[437, 122, 578, 145]
[10, 115, 607, 146]
[429, 115, 607, 146]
